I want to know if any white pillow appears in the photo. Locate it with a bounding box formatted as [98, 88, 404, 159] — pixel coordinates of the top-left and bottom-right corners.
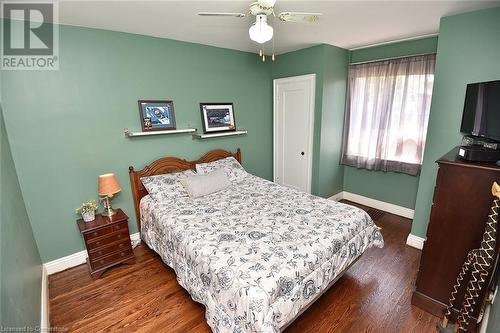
[180, 169, 231, 198]
[140, 169, 196, 201]
[195, 156, 247, 182]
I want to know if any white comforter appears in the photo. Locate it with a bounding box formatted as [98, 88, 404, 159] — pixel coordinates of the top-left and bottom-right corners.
[140, 174, 384, 333]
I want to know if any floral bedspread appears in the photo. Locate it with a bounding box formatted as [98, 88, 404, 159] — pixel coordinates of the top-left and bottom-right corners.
[140, 175, 384, 333]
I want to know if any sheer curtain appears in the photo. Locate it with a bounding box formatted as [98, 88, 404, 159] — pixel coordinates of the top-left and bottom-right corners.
[341, 54, 436, 176]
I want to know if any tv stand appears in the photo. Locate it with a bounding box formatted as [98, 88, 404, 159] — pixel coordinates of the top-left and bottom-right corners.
[412, 147, 500, 332]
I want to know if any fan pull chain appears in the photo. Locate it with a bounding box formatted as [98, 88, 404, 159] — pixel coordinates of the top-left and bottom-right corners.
[271, 22, 276, 62]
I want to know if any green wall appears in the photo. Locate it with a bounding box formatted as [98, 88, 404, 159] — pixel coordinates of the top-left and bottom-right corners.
[343, 168, 421, 209]
[318, 45, 348, 197]
[411, 19, 500, 331]
[1, 104, 42, 328]
[412, 7, 500, 238]
[271, 44, 348, 197]
[343, 36, 438, 209]
[350, 36, 438, 63]
[1, 24, 272, 262]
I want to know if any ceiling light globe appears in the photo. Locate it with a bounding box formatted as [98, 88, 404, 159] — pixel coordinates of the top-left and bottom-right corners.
[258, 0, 276, 7]
[249, 22, 273, 44]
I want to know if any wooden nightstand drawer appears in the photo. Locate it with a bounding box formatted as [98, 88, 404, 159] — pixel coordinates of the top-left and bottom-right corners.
[84, 221, 128, 241]
[88, 239, 131, 261]
[77, 209, 135, 279]
[90, 249, 134, 270]
[86, 230, 130, 251]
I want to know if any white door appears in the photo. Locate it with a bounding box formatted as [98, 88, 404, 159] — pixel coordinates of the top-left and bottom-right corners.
[273, 74, 315, 193]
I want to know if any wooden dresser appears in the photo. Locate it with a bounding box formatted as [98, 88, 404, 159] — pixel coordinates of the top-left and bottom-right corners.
[77, 209, 135, 278]
[412, 147, 500, 330]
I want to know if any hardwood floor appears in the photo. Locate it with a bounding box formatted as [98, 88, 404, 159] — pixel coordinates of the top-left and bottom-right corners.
[49, 206, 439, 332]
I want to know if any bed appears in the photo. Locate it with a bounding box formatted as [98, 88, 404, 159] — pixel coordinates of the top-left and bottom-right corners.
[129, 149, 384, 333]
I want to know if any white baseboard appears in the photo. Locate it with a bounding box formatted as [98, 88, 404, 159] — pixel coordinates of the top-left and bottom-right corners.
[40, 265, 49, 330]
[406, 233, 426, 250]
[329, 191, 415, 220]
[44, 249, 88, 275]
[44, 232, 140, 275]
[329, 191, 344, 201]
[329, 192, 423, 250]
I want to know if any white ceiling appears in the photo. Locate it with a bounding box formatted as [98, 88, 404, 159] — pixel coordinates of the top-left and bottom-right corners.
[54, 0, 500, 54]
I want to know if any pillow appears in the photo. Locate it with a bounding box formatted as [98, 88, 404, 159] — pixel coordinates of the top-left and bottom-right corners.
[140, 169, 196, 201]
[195, 156, 247, 182]
[180, 169, 231, 198]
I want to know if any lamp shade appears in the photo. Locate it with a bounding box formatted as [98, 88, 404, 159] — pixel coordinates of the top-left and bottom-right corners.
[98, 173, 121, 196]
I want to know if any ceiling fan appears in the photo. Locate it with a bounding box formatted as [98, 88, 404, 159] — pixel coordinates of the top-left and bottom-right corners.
[198, 0, 322, 61]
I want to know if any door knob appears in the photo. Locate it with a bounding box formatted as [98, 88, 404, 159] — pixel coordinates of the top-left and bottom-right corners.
[301, 152, 305, 156]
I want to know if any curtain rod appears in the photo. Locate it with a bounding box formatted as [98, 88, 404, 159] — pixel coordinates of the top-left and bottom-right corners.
[349, 52, 437, 66]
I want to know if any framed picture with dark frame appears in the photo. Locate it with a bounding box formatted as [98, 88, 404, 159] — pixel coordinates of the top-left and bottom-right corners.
[200, 103, 236, 133]
[138, 100, 176, 131]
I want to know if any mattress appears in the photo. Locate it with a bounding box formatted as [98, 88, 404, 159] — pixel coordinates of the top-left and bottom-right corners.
[140, 174, 384, 333]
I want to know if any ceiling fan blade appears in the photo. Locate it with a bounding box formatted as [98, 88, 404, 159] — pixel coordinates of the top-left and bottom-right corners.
[198, 12, 246, 18]
[277, 12, 323, 23]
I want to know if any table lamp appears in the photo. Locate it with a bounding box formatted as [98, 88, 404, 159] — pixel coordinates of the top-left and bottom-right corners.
[98, 173, 121, 217]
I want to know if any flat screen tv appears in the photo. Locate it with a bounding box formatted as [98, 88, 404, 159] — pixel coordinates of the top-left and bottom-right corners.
[461, 79, 500, 142]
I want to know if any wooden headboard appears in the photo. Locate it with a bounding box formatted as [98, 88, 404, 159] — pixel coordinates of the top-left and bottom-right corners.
[128, 149, 241, 231]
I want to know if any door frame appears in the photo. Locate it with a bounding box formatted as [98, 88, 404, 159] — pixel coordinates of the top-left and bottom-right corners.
[273, 73, 316, 193]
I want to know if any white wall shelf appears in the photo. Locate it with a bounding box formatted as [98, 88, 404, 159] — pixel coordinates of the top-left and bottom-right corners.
[124, 128, 196, 138]
[192, 130, 248, 139]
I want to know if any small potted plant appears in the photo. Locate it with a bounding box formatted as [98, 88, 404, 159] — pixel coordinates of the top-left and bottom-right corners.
[76, 200, 98, 222]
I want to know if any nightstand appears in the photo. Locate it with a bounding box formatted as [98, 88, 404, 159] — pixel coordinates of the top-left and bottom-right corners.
[77, 209, 135, 278]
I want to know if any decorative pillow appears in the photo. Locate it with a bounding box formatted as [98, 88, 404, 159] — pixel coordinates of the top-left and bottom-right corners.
[180, 169, 231, 198]
[195, 156, 248, 182]
[140, 169, 196, 201]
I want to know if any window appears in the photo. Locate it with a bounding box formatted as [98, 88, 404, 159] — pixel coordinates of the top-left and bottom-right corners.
[341, 54, 436, 175]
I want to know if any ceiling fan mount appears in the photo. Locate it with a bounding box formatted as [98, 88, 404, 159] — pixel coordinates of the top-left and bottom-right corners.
[249, 2, 274, 16]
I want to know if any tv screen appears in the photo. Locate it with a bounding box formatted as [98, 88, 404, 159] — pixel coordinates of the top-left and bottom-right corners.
[461, 80, 500, 141]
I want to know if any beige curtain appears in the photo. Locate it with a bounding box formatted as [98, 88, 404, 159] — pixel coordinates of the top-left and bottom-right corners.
[341, 54, 436, 176]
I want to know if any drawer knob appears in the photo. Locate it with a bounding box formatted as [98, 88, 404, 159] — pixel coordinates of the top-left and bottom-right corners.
[119, 243, 124, 248]
[117, 234, 121, 239]
[99, 260, 104, 264]
[96, 241, 101, 246]
[98, 251, 102, 256]
[120, 252, 125, 257]
[93, 232, 98, 236]
[115, 225, 120, 230]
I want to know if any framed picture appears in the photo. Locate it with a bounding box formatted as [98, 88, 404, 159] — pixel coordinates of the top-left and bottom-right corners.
[138, 100, 176, 131]
[200, 103, 236, 133]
